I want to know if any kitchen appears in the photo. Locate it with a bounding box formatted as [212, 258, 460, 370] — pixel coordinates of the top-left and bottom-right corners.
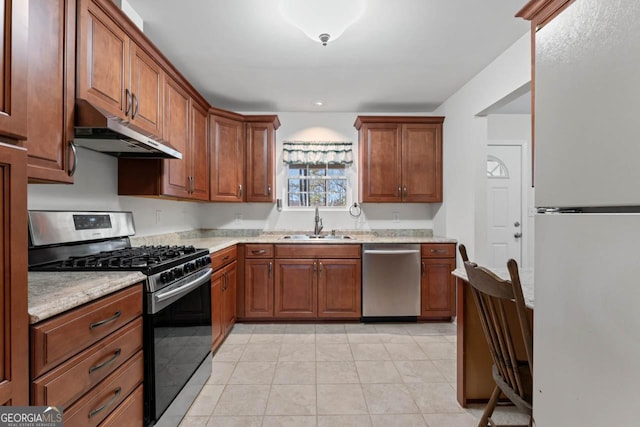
[0, 0, 635, 426]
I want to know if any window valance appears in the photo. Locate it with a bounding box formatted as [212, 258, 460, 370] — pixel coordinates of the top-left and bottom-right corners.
[282, 141, 353, 165]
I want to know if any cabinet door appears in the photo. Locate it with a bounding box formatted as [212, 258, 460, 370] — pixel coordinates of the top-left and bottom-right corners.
[360, 124, 402, 202]
[402, 124, 442, 202]
[190, 100, 210, 200]
[211, 269, 224, 350]
[129, 42, 163, 137]
[421, 258, 456, 318]
[0, 143, 28, 405]
[210, 115, 244, 202]
[318, 259, 361, 319]
[77, 0, 129, 120]
[162, 78, 190, 198]
[246, 122, 275, 202]
[0, 0, 28, 139]
[274, 260, 317, 318]
[244, 259, 274, 318]
[223, 262, 237, 334]
[25, 0, 75, 183]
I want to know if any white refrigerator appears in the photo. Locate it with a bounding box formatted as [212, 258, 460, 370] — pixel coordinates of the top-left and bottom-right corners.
[533, 0, 640, 425]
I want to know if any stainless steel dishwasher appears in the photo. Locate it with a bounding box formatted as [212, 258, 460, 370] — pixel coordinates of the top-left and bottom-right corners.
[362, 244, 421, 319]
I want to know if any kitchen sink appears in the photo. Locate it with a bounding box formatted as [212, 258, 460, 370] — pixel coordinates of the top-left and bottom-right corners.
[280, 234, 353, 240]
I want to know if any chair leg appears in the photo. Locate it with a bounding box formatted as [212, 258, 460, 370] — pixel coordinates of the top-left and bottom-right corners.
[478, 386, 501, 427]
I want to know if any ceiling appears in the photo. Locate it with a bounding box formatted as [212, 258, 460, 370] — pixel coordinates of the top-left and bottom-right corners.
[126, 0, 529, 113]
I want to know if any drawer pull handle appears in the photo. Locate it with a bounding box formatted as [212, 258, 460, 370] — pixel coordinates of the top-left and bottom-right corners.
[269, 261, 272, 275]
[430, 249, 447, 254]
[89, 311, 122, 330]
[222, 255, 230, 261]
[252, 249, 267, 255]
[89, 349, 122, 374]
[88, 387, 121, 419]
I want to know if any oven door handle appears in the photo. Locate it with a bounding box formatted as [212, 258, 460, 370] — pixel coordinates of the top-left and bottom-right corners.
[153, 268, 212, 307]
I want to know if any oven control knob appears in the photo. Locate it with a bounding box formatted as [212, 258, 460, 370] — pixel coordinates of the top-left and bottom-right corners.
[205, 257, 211, 264]
[160, 272, 168, 283]
[168, 270, 175, 281]
[173, 268, 182, 278]
[195, 259, 201, 268]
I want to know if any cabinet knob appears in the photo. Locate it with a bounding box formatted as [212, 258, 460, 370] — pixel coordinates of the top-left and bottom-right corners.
[403, 186, 407, 197]
[514, 232, 523, 239]
[238, 184, 243, 198]
[267, 185, 272, 196]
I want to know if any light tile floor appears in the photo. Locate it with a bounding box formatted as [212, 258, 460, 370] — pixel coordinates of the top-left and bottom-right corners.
[178, 322, 529, 427]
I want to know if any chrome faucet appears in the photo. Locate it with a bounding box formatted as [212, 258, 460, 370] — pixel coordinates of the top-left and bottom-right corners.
[314, 205, 323, 236]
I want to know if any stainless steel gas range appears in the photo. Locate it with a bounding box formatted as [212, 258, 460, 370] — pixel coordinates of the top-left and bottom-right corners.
[28, 211, 212, 426]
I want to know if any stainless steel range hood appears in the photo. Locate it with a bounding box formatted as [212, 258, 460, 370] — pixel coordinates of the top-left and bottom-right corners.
[73, 100, 182, 160]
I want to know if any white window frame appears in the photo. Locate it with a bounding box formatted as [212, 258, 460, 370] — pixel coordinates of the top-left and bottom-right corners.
[285, 163, 351, 210]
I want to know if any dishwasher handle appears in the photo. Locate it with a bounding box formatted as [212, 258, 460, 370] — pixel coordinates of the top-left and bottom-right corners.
[364, 249, 420, 255]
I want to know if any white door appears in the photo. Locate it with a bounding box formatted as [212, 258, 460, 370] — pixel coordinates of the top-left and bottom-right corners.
[487, 145, 522, 267]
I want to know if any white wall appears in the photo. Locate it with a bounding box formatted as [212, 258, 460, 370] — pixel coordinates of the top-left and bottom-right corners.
[27, 148, 202, 236]
[433, 33, 531, 263]
[198, 112, 437, 232]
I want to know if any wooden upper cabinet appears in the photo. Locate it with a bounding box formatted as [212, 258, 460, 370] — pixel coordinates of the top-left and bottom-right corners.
[190, 100, 210, 200]
[355, 116, 445, 203]
[129, 42, 164, 137]
[162, 77, 190, 198]
[77, 0, 130, 120]
[210, 114, 244, 202]
[0, 143, 28, 405]
[245, 116, 280, 202]
[0, 0, 28, 140]
[402, 123, 442, 202]
[24, 0, 76, 183]
[359, 123, 402, 202]
[78, 0, 164, 139]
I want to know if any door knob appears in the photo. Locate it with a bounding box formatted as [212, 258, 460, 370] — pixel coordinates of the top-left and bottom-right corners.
[514, 232, 522, 238]
[514, 221, 520, 227]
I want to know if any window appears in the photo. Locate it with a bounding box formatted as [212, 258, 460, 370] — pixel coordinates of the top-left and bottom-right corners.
[487, 155, 509, 178]
[282, 141, 353, 208]
[287, 163, 347, 207]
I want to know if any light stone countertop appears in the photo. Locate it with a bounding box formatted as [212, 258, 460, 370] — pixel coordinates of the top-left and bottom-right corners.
[28, 271, 146, 324]
[452, 267, 534, 309]
[28, 231, 457, 323]
[164, 235, 458, 254]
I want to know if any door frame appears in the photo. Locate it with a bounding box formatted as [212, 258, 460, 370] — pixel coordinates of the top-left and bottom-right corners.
[486, 140, 531, 269]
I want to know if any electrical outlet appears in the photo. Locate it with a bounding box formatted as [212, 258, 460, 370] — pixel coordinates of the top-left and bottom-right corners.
[234, 213, 242, 224]
[155, 209, 162, 224]
[392, 212, 400, 223]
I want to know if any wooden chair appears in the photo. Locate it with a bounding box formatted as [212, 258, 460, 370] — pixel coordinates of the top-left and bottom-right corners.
[459, 244, 533, 427]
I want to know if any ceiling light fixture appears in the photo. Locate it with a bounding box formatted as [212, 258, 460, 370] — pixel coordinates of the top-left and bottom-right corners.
[313, 101, 324, 107]
[280, 0, 365, 46]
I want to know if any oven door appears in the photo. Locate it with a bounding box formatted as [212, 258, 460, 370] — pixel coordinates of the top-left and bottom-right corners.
[144, 267, 212, 425]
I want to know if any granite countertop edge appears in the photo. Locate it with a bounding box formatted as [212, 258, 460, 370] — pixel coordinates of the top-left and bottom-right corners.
[28, 233, 457, 323]
[28, 271, 146, 324]
[452, 267, 535, 309]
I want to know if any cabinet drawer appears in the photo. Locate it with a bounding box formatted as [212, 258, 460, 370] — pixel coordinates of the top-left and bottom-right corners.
[211, 245, 237, 271]
[245, 244, 274, 258]
[99, 384, 143, 427]
[31, 284, 143, 378]
[421, 243, 456, 258]
[32, 318, 143, 409]
[63, 350, 143, 427]
[275, 244, 361, 259]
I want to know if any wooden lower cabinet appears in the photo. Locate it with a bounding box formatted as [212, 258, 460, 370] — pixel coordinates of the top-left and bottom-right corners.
[244, 259, 274, 318]
[211, 269, 224, 350]
[274, 256, 361, 320]
[30, 284, 144, 424]
[99, 384, 143, 427]
[318, 259, 362, 319]
[274, 260, 317, 318]
[420, 244, 457, 319]
[210, 250, 237, 352]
